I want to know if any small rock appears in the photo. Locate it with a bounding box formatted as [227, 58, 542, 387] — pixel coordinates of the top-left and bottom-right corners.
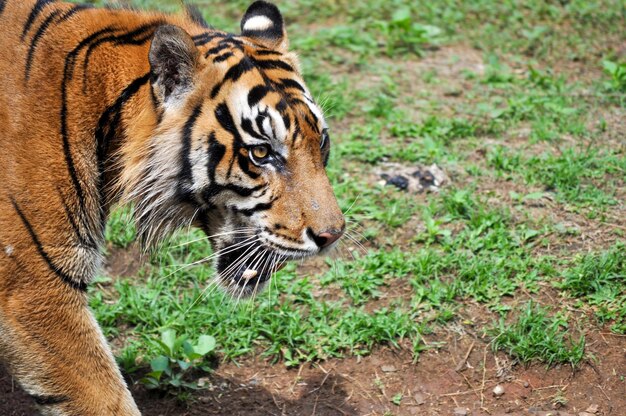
[523, 381, 530, 388]
[493, 384, 505, 397]
[454, 408, 469, 416]
[444, 88, 463, 97]
[414, 392, 426, 405]
[197, 377, 211, 388]
[381, 364, 397, 373]
[385, 175, 409, 190]
[585, 405, 599, 414]
[579, 412, 595, 416]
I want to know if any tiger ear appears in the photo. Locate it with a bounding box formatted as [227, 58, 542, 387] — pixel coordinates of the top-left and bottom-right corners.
[149, 25, 199, 105]
[240, 1, 288, 51]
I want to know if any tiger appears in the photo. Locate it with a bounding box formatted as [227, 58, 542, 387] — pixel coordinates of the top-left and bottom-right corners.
[0, 0, 345, 414]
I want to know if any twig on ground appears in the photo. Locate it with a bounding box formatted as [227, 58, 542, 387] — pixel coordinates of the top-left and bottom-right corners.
[455, 341, 475, 372]
[439, 385, 494, 397]
[307, 371, 331, 396]
[480, 344, 488, 408]
[532, 384, 568, 391]
[289, 365, 305, 395]
[596, 384, 611, 401]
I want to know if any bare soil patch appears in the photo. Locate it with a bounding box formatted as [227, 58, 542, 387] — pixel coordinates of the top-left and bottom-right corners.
[4, 327, 623, 415]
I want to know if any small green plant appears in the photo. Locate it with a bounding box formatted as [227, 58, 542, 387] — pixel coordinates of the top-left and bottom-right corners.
[376, 8, 441, 56]
[391, 392, 403, 405]
[602, 59, 626, 92]
[141, 329, 216, 392]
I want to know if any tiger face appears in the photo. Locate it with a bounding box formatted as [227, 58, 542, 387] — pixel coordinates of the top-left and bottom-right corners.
[134, 1, 344, 295]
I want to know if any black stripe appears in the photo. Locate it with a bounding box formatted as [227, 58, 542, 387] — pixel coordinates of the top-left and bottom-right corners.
[287, 96, 311, 109]
[210, 57, 255, 98]
[22, 0, 54, 40]
[291, 118, 302, 146]
[61, 26, 118, 225]
[0, 0, 7, 16]
[241, 118, 268, 141]
[218, 36, 244, 48]
[206, 132, 225, 183]
[230, 201, 273, 217]
[25, 9, 61, 80]
[10, 197, 87, 291]
[322, 143, 330, 167]
[82, 22, 163, 92]
[305, 114, 320, 134]
[276, 98, 287, 113]
[279, 78, 305, 92]
[215, 102, 242, 178]
[192, 33, 208, 41]
[213, 52, 233, 63]
[180, 103, 203, 185]
[215, 102, 241, 139]
[30, 393, 69, 406]
[247, 84, 270, 107]
[226, 183, 265, 198]
[282, 113, 291, 132]
[255, 112, 271, 139]
[203, 182, 265, 201]
[56, 3, 91, 22]
[204, 42, 231, 58]
[253, 58, 294, 72]
[237, 151, 260, 179]
[202, 133, 225, 203]
[203, 133, 266, 202]
[26, 3, 93, 81]
[95, 73, 150, 230]
[58, 186, 97, 249]
[192, 32, 223, 46]
[255, 49, 282, 56]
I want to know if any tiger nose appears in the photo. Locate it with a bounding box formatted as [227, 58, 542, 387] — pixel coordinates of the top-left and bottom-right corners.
[307, 228, 344, 248]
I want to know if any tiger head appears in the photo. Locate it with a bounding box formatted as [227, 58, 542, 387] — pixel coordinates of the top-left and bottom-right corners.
[130, 1, 344, 295]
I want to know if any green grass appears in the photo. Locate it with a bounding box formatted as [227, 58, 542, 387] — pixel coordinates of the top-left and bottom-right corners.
[558, 243, 626, 333]
[77, 0, 626, 385]
[487, 146, 624, 207]
[105, 206, 136, 248]
[489, 302, 586, 367]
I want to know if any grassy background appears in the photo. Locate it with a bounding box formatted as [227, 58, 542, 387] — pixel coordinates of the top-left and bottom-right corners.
[80, 0, 625, 390]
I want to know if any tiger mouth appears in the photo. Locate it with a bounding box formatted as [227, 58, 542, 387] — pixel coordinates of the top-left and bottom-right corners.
[215, 242, 288, 290]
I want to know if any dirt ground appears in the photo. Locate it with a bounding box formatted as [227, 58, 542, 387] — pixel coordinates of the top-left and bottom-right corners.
[2, 322, 624, 415]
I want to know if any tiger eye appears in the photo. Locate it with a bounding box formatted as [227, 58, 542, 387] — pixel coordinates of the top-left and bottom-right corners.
[251, 145, 269, 160]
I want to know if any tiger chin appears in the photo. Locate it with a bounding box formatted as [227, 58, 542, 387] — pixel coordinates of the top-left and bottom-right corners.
[0, 0, 343, 415]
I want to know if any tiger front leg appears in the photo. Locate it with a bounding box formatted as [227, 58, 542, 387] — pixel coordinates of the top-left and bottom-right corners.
[0, 279, 140, 416]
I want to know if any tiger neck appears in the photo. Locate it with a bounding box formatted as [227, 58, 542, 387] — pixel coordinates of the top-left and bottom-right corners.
[96, 50, 158, 214]
[94, 17, 205, 214]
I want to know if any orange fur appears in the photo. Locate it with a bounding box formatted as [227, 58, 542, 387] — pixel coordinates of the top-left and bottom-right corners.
[0, 1, 344, 414]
